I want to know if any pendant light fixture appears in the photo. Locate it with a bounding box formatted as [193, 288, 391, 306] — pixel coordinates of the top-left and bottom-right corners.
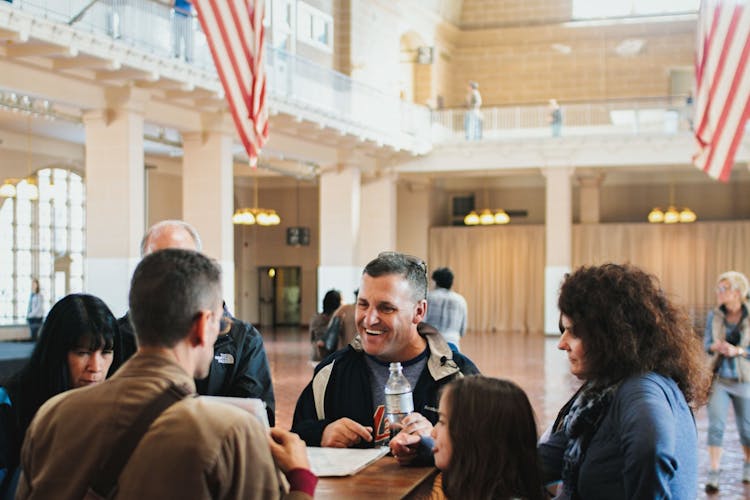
[647, 184, 696, 224]
[464, 186, 511, 226]
[232, 167, 281, 226]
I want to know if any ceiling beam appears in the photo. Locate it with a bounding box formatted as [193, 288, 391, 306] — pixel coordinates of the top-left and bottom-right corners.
[5, 43, 78, 58]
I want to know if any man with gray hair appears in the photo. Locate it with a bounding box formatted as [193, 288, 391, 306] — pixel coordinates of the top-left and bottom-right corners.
[18, 249, 317, 499]
[292, 251, 479, 462]
[116, 220, 276, 425]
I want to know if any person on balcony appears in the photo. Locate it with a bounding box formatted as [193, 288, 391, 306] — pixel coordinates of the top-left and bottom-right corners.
[172, 0, 194, 62]
[548, 99, 562, 137]
[464, 81, 482, 141]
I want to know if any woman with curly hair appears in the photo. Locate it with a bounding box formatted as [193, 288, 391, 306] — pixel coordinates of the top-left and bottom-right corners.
[704, 271, 750, 493]
[426, 375, 544, 500]
[538, 263, 711, 499]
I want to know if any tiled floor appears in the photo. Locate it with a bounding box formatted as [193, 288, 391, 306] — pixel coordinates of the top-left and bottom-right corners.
[265, 327, 750, 499]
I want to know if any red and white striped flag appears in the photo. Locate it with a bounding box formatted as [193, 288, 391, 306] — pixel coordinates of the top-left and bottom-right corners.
[193, 0, 269, 165]
[693, 0, 750, 181]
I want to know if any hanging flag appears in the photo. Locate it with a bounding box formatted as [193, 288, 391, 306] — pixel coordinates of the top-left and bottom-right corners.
[193, 0, 269, 165]
[693, 0, 750, 182]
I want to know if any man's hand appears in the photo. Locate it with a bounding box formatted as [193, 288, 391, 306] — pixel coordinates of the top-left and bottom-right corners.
[268, 428, 309, 472]
[321, 418, 373, 448]
[389, 431, 421, 465]
[388, 413, 434, 465]
[398, 413, 433, 437]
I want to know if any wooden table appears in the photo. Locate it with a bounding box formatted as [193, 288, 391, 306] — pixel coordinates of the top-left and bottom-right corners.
[315, 456, 438, 499]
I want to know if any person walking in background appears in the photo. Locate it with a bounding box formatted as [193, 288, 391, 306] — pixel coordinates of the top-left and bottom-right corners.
[1, 294, 117, 499]
[548, 99, 562, 137]
[423, 268, 467, 351]
[309, 289, 341, 362]
[464, 81, 482, 140]
[704, 271, 750, 493]
[422, 376, 544, 500]
[539, 263, 710, 499]
[25, 279, 43, 342]
[329, 289, 359, 351]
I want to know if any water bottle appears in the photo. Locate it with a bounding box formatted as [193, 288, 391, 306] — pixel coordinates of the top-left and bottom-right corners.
[384, 362, 413, 440]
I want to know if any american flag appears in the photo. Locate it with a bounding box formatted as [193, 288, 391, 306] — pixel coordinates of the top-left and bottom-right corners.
[193, 0, 269, 164]
[693, 0, 750, 181]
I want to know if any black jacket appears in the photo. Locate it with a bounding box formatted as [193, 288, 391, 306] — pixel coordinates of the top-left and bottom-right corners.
[116, 309, 276, 425]
[291, 323, 479, 446]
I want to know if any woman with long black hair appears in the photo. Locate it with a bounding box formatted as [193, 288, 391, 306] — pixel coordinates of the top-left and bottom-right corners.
[0, 294, 118, 499]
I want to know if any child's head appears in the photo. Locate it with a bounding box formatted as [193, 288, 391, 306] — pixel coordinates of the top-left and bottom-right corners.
[431, 375, 543, 499]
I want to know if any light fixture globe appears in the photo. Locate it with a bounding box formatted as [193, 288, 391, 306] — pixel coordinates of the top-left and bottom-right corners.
[0, 180, 16, 198]
[494, 210, 510, 224]
[478, 209, 494, 225]
[647, 208, 664, 223]
[679, 208, 697, 223]
[464, 211, 480, 226]
[663, 206, 680, 224]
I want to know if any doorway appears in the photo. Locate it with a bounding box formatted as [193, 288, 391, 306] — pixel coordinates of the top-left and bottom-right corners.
[258, 266, 301, 327]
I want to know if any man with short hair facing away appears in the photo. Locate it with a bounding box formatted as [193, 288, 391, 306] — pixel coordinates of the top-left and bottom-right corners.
[115, 219, 277, 425]
[423, 267, 468, 351]
[292, 252, 479, 464]
[18, 249, 316, 499]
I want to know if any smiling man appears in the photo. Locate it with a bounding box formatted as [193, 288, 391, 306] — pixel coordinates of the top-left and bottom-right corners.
[291, 252, 479, 450]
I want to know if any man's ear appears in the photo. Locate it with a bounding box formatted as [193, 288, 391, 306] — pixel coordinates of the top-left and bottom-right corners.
[413, 299, 427, 324]
[189, 311, 210, 347]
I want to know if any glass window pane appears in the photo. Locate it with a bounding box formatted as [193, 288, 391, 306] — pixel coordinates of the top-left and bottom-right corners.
[70, 204, 84, 229]
[17, 226, 31, 250]
[70, 253, 83, 277]
[70, 229, 84, 253]
[39, 201, 51, 227]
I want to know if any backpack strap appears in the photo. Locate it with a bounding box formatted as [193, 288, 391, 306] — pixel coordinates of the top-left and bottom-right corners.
[85, 383, 192, 500]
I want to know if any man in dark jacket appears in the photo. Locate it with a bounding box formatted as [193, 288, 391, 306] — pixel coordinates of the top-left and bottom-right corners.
[114, 220, 276, 425]
[291, 252, 479, 455]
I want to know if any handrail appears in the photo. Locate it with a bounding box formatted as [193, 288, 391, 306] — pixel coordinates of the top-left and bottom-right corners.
[4, 0, 430, 148]
[431, 96, 697, 142]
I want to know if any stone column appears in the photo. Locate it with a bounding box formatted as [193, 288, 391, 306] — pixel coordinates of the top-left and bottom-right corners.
[543, 167, 573, 334]
[359, 170, 397, 264]
[83, 87, 148, 316]
[578, 171, 604, 224]
[318, 164, 361, 304]
[182, 113, 236, 311]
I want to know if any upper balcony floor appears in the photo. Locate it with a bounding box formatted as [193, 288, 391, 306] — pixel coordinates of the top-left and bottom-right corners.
[0, 0, 747, 180]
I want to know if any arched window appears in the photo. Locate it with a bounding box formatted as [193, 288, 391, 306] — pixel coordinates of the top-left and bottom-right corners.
[0, 168, 85, 325]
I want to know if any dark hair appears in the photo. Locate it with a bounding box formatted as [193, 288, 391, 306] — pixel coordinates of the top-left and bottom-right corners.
[4, 294, 117, 442]
[363, 251, 427, 302]
[129, 248, 222, 347]
[431, 267, 454, 289]
[558, 263, 711, 405]
[322, 290, 342, 315]
[441, 376, 544, 500]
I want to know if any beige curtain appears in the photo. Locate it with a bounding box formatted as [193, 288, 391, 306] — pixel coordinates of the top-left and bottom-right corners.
[429, 221, 750, 334]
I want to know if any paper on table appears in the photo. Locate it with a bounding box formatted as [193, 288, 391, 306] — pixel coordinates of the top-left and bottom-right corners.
[306, 446, 390, 477]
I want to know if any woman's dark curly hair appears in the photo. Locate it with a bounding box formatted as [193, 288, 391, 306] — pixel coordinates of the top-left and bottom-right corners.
[558, 263, 711, 405]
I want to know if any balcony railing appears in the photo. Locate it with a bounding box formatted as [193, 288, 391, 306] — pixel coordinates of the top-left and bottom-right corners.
[431, 96, 697, 142]
[3, 0, 431, 149]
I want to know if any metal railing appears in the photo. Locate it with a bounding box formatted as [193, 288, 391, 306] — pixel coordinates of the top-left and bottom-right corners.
[431, 96, 696, 142]
[3, 0, 431, 148]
